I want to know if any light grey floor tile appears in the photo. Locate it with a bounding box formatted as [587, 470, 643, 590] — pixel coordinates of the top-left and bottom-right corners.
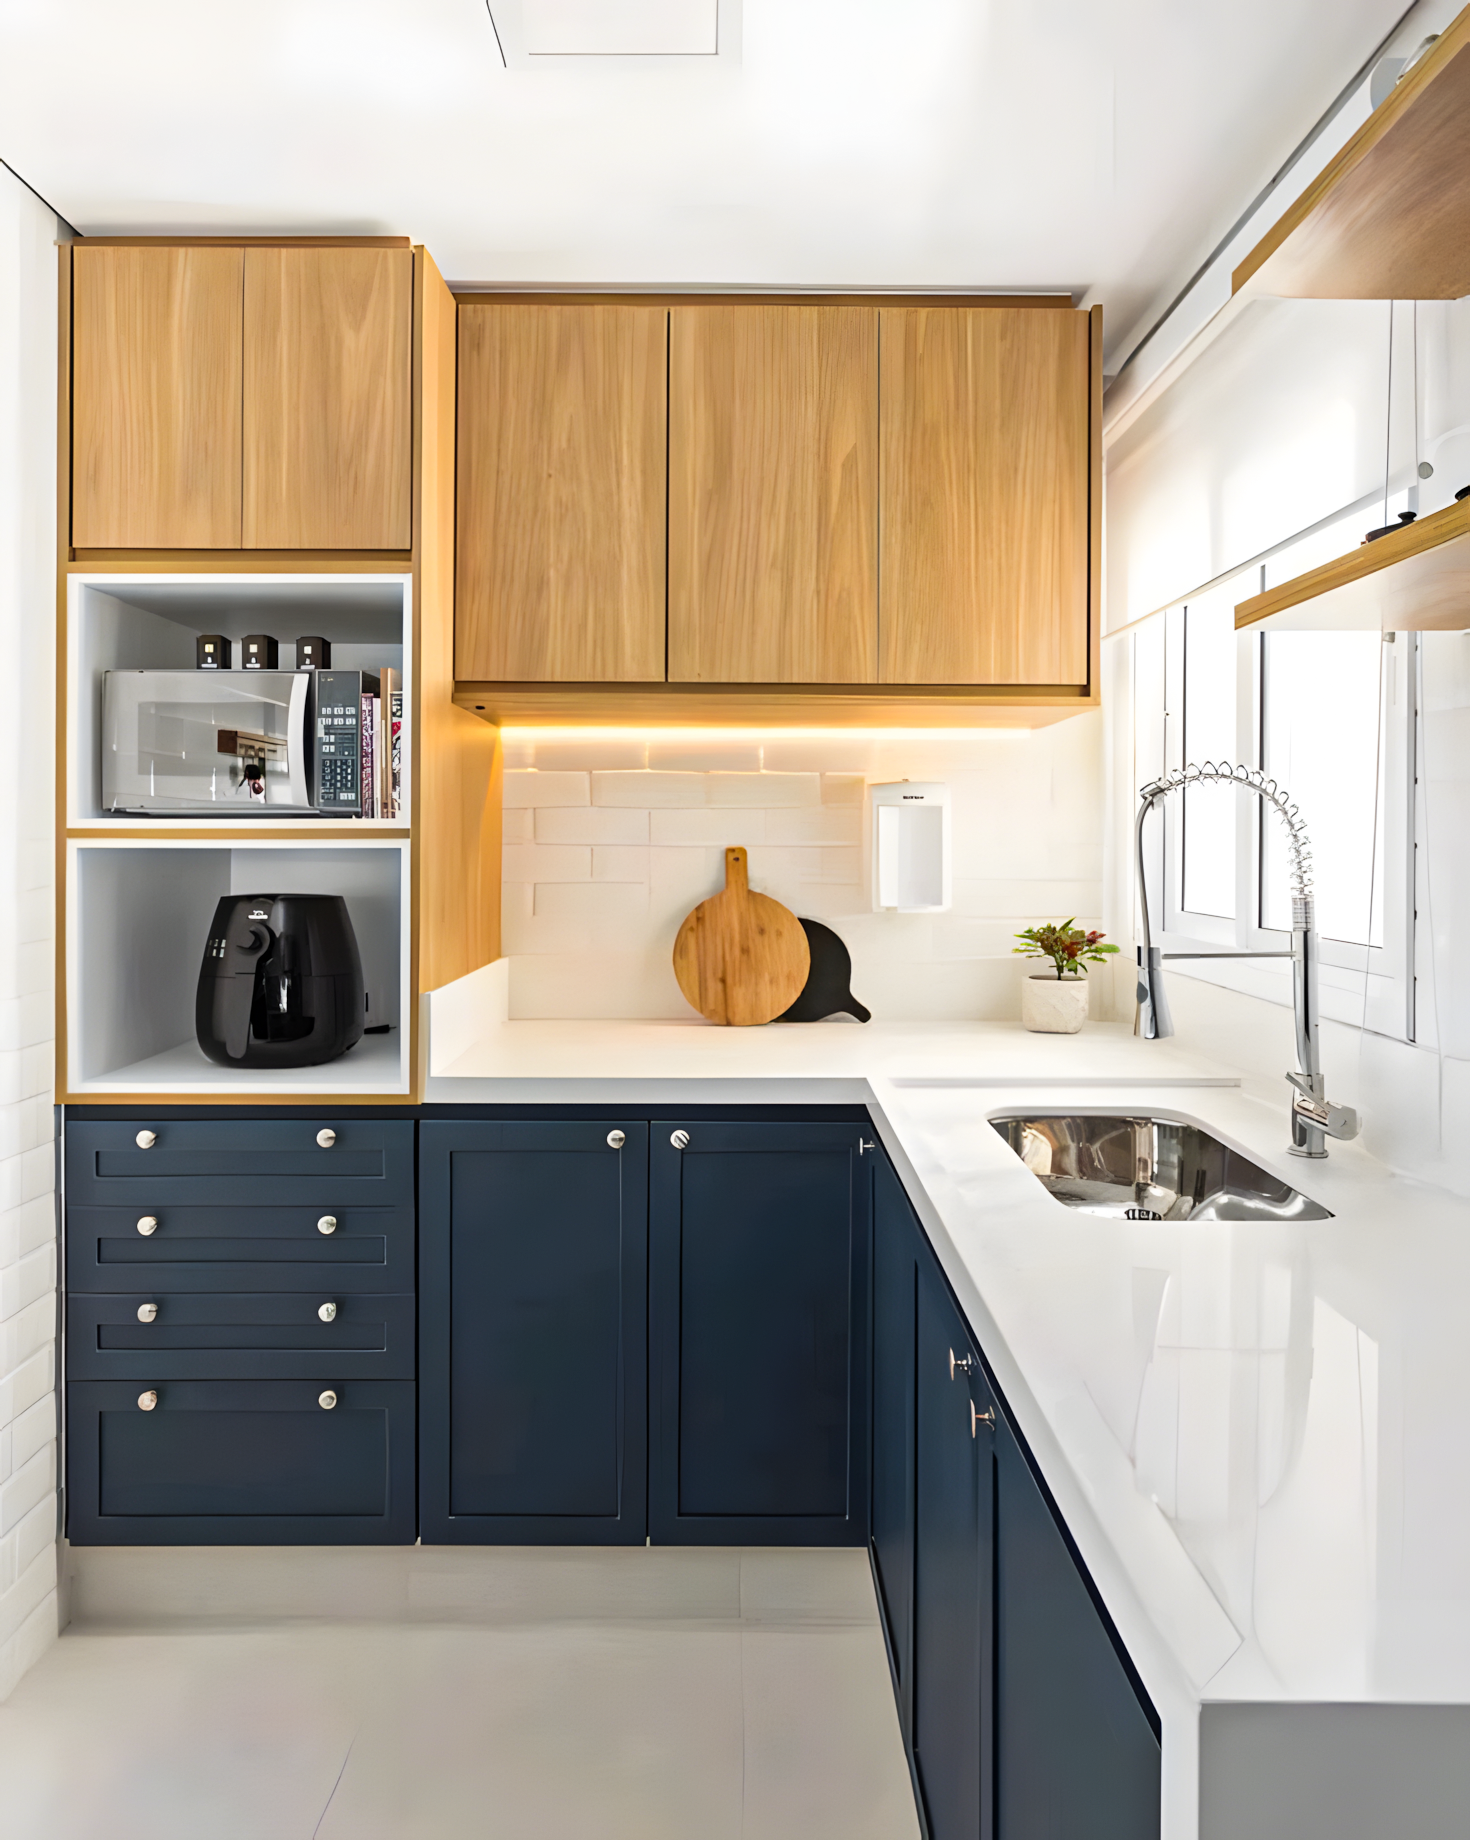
[740, 1625, 921, 1840]
[0, 1628, 359, 1840]
[739, 1548, 879, 1626]
[315, 1624, 745, 1840]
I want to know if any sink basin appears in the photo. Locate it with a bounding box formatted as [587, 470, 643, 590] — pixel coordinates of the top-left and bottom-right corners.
[990, 1113, 1332, 1222]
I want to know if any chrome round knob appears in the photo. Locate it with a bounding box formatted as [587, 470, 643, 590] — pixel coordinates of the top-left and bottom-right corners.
[607, 1130, 626, 1150]
[318, 1389, 338, 1410]
[136, 1215, 159, 1236]
[318, 1301, 338, 1323]
[137, 1303, 158, 1324]
[317, 1215, 338, 1235]
[316, 1128, 336, 1149]
[670, 1130, 690, 1150]
[137, 1390, 158, 1411]
[135, 1130, 157, 1149]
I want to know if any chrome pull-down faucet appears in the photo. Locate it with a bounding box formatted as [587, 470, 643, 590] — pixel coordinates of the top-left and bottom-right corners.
[1134, 762, 1360, 1159]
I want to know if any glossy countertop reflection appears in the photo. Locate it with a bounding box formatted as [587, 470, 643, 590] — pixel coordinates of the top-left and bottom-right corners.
[426, 996, 1470, 1723]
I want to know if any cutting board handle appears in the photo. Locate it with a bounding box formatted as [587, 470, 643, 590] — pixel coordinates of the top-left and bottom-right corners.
[724, 846, 749, 892]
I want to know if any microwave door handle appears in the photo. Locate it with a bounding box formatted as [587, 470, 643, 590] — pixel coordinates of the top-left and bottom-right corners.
[287, 672, 311, 809]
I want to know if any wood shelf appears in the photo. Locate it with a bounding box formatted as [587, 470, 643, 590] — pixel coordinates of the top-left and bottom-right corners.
[454, 682, 1096, 728]
[1235, 494, 1470, 630]
[1233, 5, 1470, 300]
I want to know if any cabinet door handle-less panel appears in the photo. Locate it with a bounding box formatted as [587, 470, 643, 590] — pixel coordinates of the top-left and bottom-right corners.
[418, 1121, 649, 1544]
[66, 1380, 415, 1545]
[649, 1122, 871, 1546]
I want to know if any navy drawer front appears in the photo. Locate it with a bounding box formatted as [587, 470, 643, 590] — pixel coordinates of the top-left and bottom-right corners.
[65, 1120, 414, 1209]
[67, 1293, 416, 1381]
[66, 1205, 413, 1293]
[67, 1379, 416, 1544]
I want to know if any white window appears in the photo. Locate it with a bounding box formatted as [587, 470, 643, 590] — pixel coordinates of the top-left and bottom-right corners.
[1142, 587, 1415, 1040]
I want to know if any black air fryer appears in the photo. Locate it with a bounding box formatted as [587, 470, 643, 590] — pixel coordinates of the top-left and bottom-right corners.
[196, 894, 365, 1068]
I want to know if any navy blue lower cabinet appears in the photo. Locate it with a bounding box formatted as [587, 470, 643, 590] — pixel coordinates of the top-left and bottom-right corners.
[913, 1258, 996, 1840]
[995, 1420, 1161, 1840]
[872, 1154, 920, 1744]
[649, 1121, 871, 1546]
[67, 1292, 415, 1382]
[418, 1120, 649, 1544]
[65, 1204, 414, 1295]
[66, 1379, 415, 1544]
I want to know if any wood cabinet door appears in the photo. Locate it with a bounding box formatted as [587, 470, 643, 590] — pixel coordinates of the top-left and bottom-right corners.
[913, 1261, 995, 1840]
[417, 1120, 649, 1544]
[456, 304, 667, 681]
[649, 1121, 871, 1545]
[668, 304, 878, 683]
[71, 245, 243, 549]
[879, 307, 1090, 686]
[242, 246, 413, 549]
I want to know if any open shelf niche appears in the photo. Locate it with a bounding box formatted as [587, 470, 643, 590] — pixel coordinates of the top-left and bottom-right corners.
[67, 572, 411, 830]
[65, 838, 411, 1097]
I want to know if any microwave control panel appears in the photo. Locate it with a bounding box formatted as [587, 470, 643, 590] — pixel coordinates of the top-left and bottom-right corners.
[312, 671, 377, 815]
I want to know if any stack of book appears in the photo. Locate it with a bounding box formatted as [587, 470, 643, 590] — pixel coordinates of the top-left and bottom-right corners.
[359, 668, 403, 820]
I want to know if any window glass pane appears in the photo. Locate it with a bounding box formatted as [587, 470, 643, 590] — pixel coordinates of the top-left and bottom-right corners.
[1261, 631, 1383, 945]
[1181, 597, 1237, 919]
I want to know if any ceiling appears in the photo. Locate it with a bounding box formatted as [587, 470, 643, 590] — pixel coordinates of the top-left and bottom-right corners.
[0, 0, 1412, 364]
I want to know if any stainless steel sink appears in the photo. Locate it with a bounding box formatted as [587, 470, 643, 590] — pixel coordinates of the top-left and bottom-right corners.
[990, 1113, 1332, 1222]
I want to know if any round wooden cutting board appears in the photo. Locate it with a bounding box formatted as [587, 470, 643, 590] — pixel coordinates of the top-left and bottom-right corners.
[672, 847, 811, 1026]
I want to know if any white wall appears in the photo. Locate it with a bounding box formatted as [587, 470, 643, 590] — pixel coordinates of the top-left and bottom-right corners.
[0, 169, 59, 1700]
[500, 719, 1119, 1022]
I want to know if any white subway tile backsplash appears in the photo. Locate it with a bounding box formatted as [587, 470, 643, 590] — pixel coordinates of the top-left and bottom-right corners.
[503, 770, 591, 808]
[650, 809, 766, 847]
[764, 805, 863, 845]
[592, 771, 708, 808]
[592, 846, 652, 881]
[746, 846, 824, 885]
[648, 848, 727, 927]
[510, 952, 692, 1020]
[501, 807, 534, 844]
[535, 882, 650, 929]
[536, 806, 651, 846]
[501, 882, 588, 957]
[821, 775, 866, 806]
[706, 772, 821, 807]
[502, 844, 592, 883]
[532, 739, 649, 772]
[647, 741, 762, 772]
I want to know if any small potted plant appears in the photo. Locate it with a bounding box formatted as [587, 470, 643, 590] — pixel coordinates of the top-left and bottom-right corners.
[1013, 921, 1119, 1034]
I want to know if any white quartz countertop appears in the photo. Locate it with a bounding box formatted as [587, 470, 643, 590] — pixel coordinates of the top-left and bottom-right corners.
[424, 972, 1470, 1777]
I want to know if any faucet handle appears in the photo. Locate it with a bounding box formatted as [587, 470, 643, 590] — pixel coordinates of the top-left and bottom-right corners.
[1287, 1072, 1360, 1141]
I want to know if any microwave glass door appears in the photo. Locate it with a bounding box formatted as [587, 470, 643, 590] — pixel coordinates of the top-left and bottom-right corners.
[102, 670, 313, 813]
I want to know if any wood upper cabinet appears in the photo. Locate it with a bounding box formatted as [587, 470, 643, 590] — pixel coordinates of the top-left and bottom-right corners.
[668, 305, 878, 683]
[72, 246, 244, 549]
[879, 306, 1090, 686]
[69, 242, 412, 552]
[456, 304, 667, 682]
[243, 247, 413, 550]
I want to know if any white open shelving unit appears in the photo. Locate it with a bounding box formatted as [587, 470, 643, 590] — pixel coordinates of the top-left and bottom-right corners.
[65, 837, 412, 1097]
[67, 572, 412, 831]
[63, 573, 417, 1099]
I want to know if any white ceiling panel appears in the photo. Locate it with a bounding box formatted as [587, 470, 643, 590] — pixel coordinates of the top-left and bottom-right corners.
[517, 0, 720, 56]
[0, 0, 1419, 366]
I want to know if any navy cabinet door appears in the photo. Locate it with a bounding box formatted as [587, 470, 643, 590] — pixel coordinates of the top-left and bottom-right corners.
[418, 1120, 648, 1544]
[67, 1379, 415, 1544]
[996, 1421, 1160, 1840]
[914, 1259, 996, 1840]
[872, 1154, 919, 1743]
[649, 1121, 871, 1546]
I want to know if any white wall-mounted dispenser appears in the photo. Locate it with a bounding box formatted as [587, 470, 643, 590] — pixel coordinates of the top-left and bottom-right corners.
[871, 782, 951, 913]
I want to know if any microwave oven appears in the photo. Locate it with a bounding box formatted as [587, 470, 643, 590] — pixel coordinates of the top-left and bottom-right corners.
[100, 669, 377, 816]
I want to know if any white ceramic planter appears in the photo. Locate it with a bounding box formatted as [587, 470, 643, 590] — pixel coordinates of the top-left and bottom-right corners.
[1021, 974, 1090, 1034]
